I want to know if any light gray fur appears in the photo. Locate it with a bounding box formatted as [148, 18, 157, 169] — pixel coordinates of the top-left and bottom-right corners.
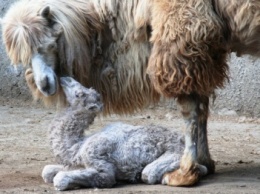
[43, 77, 184, 191]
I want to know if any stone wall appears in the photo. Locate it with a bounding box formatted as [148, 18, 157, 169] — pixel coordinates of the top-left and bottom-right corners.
[0, 0, 259, 117]
[0, 0, 31, 102]
[214, 54, 260, 117]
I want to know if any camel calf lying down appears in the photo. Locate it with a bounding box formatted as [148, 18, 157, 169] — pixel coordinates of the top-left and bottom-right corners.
[42, 77, 198, 191]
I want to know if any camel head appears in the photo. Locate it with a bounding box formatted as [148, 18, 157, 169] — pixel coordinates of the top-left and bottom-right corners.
[30, 6, 63, 97]
[60, 77, 103, 113]
[2, 3, 64, 97]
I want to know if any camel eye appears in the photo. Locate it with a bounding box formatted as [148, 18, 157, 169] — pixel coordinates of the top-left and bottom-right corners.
[75, 92, 80, 98]
[48, 43, 56, 50]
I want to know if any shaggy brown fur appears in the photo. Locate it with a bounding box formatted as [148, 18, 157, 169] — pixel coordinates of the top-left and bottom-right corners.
[213, 0, 260, 56]
[148, 0, 229, 97]
[2, 0, 259, 111]
[2, 0, 159, 114]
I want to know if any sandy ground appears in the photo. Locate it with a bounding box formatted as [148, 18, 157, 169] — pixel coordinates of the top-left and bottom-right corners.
[0, 100, 259, 194]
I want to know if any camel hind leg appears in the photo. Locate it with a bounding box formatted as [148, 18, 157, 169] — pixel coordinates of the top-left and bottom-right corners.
[162, 94, 212, 186]
[53, 166, 116, 190]
[42, 164, 64, 183]
[197, 96, 215, 174]
[141, 152, 182, 184]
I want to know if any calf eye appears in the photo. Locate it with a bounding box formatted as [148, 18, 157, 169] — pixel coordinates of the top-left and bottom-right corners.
[75, 91, 86, 98]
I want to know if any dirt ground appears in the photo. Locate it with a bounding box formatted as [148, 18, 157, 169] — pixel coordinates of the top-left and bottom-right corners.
[0, 99, 259, 194]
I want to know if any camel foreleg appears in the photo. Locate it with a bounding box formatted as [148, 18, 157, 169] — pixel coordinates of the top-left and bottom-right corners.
[162, 94, 211, 186]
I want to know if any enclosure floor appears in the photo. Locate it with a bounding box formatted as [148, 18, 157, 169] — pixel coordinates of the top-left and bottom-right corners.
[0, 102, 259, 193]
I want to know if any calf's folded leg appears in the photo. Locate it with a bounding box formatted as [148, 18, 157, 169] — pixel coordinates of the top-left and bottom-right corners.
[142, 152, 181, 184]
[42, 164, 64, 183]
[53, 167, 116, 191]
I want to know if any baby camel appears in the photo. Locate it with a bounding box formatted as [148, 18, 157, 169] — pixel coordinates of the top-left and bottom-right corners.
[42, 77, 188, 191]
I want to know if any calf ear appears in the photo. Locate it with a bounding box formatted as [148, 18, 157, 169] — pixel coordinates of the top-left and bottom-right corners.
[40, 6, 51, 19]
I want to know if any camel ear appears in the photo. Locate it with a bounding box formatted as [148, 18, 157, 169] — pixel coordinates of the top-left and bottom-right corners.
[40, 6, 51, 19]
[53, 23, 63, 37]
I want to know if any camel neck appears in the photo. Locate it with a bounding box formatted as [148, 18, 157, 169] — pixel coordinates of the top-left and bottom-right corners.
[49, 108, 96, 167]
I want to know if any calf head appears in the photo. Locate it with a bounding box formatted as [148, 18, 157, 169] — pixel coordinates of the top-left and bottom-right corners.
[60, 77, 103, 113]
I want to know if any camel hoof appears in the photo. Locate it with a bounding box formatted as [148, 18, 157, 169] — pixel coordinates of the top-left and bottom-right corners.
[162, 164, 206, 186]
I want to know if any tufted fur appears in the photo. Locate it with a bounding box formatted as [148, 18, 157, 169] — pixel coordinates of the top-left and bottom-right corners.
[3, 0, 260, 113]
[147, 0, 229, 97]
[2, 0, 159, 114]
[213, 0, 260, 57]
[2, 0, 260, 111]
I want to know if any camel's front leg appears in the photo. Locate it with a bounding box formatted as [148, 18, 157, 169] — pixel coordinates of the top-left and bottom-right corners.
[162, 94, 210, 186]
